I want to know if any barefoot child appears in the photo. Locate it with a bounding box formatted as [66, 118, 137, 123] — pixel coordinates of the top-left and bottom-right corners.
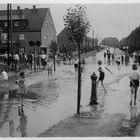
[16, 71, 27, 106]
[129, 64, 140, 106]
[97, 60, 113, 93]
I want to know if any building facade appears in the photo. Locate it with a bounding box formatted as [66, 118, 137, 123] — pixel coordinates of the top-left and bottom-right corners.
[0, 5, 57, 56]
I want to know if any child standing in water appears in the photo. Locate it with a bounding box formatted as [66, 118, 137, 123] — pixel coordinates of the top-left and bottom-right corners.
[97, 60, 113, 93]
[16, 71, 27, 106]
[129, 64, 140, 106]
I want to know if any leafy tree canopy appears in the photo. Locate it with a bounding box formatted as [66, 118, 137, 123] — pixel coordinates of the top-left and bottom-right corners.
[63, 4, 91, 46]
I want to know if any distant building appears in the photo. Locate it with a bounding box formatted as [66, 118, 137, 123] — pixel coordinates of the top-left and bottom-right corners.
[57, 27, 95, 56]
[0, 5, 57, 56]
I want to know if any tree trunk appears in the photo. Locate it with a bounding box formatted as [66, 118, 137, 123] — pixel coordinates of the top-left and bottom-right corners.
[77, 43, 81, 114]
[53, 55, 56, 71]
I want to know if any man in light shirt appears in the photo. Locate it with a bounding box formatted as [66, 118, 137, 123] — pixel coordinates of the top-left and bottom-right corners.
[129, 63, 140, 106]
[1, 69, 8, 89]
[13, 53, 19, 71]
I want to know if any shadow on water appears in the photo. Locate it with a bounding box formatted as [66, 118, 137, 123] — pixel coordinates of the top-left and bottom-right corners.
[16, 106, 27, 137]
[9, 106, 27, 137]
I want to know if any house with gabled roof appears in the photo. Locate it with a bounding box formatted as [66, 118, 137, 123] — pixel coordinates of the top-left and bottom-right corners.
[0, 5, 57, 56]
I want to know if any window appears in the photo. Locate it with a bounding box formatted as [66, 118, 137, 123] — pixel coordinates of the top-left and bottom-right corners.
[19, 34, 25, 40]
[14, 21, 19, 27]
[4, 22, 7, 27]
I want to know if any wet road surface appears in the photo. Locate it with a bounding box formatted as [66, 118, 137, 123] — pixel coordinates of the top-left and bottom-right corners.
[0, 48, 139, 137]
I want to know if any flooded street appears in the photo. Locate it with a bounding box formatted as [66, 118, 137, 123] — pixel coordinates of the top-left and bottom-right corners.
[0, 49, 139, 137]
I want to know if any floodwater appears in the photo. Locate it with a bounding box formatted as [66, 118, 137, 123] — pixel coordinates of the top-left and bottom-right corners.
[0, 49, 138, 137]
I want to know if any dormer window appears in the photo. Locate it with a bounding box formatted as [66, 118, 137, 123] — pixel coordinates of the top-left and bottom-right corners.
[14, 21, 19, 27]
[4, 22, 7, 27]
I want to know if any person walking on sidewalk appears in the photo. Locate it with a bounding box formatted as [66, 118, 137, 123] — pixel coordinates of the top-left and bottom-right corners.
[97, 60, 113, 93]
[129, 63, 140, 106]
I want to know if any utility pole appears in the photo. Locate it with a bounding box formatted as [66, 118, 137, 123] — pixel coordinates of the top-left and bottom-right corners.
[10, 4, 13, 69]
[7, 4, 10, 68]
[92, 30, 94, 50]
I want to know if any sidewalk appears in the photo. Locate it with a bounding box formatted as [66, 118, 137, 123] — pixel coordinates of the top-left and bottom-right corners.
[39, 63, 140, 137]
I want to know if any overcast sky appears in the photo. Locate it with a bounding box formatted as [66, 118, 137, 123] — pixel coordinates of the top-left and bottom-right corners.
[0, 2, 140, 41]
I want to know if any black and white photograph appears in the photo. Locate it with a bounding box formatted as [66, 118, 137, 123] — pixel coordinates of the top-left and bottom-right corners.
[0, 0, 140, 137]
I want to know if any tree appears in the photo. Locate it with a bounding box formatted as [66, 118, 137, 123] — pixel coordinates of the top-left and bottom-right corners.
[63, 4, 90, 114]
[49, 40, 57, 71]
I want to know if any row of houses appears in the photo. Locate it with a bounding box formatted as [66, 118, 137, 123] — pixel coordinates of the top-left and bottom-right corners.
[0, 5, 98, 57]
[57, 27, 98, 56]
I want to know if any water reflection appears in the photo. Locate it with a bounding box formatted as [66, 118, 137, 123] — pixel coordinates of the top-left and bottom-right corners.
[16, 106, 27, 137]
[9, 120, 15, 137]
[130, 107, 137, 122]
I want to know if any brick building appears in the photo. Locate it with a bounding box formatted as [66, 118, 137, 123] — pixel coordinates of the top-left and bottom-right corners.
[0, 5, 57, 56]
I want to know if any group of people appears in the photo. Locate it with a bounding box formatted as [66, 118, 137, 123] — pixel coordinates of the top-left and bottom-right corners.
[1, 59, 53, 109]
[104, 50, 113, 61]
[1, 49, 139, 118]
[97, 57, 140, 107]
[3, 51, 54, 73]
[4, 52, 21, 71]
[104, 49, 130, 70]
